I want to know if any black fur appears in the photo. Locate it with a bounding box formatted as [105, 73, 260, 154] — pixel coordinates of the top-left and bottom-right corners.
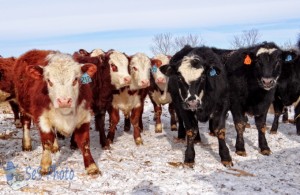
[270, 45, 300, 135]
[160, 45, 232, 166]
[224, 42, 290, 155]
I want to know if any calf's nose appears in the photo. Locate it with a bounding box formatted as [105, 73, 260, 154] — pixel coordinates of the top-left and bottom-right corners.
[141, 79, 150, 87]
[261, 78, 274, 85]
[57, 98, 72, 108]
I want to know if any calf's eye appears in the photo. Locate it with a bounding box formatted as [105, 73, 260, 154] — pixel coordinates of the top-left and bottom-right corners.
[111, 64, 118, 72]
[47, 79, 53, 87]
[72, 77, 78, 86]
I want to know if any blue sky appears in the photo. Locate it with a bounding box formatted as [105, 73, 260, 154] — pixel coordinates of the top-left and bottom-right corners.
[0, 0, 299, 57]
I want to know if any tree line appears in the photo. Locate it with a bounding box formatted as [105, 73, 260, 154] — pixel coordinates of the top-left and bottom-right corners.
[150, 29, 296, 55]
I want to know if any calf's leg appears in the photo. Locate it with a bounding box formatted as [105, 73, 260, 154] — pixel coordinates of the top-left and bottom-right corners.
[21, 113, 32, 151]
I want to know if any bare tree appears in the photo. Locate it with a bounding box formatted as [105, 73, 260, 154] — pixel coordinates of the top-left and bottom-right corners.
[281, 39, 295, 50]
[231, 29, 261, 49]
[150, 33, 174, 55]
[173, 34, 205, 53]
[150, 33, 204, 55]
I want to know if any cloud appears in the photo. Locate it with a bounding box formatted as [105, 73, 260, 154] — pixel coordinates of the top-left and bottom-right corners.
[0, 0, 299, 56]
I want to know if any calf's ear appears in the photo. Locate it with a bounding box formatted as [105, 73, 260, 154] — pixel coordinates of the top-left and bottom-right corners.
[81, 63, 97, 77]
[282, 50, 298, 63]
[159, 64, 176, 76]
[26, 65, 44, 80]
[151, 59, 162, 67]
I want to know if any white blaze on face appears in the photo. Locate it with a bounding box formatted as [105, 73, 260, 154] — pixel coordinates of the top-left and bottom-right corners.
[130, 53, 151, 90]
[152, 54, 170, 91]
[44, 53, 82, 114]
[90, 49, 105, 57]
[256, 48, 277, 56]
[178, 55, 204, 84]
[109, 51, 131, 89]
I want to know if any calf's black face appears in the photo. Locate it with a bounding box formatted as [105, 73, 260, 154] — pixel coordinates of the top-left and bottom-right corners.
[245, 47, 289, 91]
[160, 51, 221, 112]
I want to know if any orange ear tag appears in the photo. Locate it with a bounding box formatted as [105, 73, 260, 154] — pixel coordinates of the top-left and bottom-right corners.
[244, 55, 252, 65]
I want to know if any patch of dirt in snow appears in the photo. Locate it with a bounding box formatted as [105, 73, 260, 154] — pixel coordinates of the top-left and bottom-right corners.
[0, 100, 300, 194]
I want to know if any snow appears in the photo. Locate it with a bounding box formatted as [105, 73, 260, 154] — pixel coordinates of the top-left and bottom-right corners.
[0, 99, 300, 194]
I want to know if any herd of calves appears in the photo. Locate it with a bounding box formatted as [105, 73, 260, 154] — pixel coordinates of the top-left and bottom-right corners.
[0, 40, 300, 176]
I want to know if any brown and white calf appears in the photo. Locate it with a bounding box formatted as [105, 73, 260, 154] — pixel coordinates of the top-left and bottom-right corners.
[0, 57, 22, 128]
[73, 49, 131, 149]
[108, 53, 151, 146]
[14, 49, 99, 175]
[148, 54, 177, 133]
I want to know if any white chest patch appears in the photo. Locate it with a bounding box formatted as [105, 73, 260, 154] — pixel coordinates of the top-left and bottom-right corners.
[0, 90, 10, 102]
[112, 88, 141, 116]
[178, 56, 204, 84]
[38, 100, 91, 137]
[151, 90, 172, 105]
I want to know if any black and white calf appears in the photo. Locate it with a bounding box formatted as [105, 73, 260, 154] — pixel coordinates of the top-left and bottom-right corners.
[270, 44, 300, 135]
[160, 45, 232, 167]
[224, 42, 294, 156]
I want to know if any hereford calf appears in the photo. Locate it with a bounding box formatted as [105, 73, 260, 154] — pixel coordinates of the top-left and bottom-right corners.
[14, 49, 99, 175]
[0, 57, 21, 128]
[148, 54, 177, 133]
[108, 53, 151, 146]
[73, 49, 131, 149]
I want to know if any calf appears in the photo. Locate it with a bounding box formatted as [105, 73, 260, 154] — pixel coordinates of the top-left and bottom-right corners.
[148, 54, 177, 133]
[73, 49, 131, 149]
[224, 42, 293, 156]
[108, 53, 151, 146]
[270, 45, 300, 135]
[160, 45, 232, 166]
[0, 57, 21, 128]
[14, 49, 99, 175]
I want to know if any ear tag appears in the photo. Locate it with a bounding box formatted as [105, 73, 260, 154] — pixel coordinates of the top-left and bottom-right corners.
[244, 55, 252, 65]
[209, 68, 217, 77]
[151, 65, 158, 73]
[81, 72, 92, 84]
[285, 54, 292, 62]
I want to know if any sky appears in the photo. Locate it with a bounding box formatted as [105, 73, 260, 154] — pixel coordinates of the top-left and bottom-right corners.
[0, 0, 300, 57]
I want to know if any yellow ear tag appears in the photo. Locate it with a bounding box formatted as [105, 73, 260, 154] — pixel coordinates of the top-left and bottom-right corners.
[244, 55, 252, 65]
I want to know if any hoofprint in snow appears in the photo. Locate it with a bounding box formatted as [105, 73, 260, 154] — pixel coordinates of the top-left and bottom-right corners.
[0, 99, 299, 195]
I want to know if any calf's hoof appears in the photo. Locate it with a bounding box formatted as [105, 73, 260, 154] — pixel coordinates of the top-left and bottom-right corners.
[40, 166, 52, 175]
[183, 162, 195, 168]
[15, 119, 22, 128]
[86, 163, 101, 175]
[236, 150, 247, 156]
[124, 126, 130, 132]
[70, 143, 78, 150]
[171, 124, 177, 131]
[222, 161, 233, 167]
[155, 124, 162, 133]
[260, 149, 271, 155]
[135, 137, 143, 145]
[22, 145, 32, 152]
[245, 123, 251, 128]
[269, 130, 277, 134]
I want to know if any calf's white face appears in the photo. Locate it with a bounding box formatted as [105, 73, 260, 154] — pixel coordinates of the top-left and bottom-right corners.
[151, 54, 170, 91]
[26, 52, 95, 116]
[43, 53, 83, 114]
[130, 53, 151, 90]
[109, 51, 131, 89]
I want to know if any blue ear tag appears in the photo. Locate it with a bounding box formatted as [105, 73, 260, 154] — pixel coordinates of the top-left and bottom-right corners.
[81, 72, 92, 84]
[285, 54, 292, 62]
[209, 68, 217, 77]
[151, 65, 158, 73]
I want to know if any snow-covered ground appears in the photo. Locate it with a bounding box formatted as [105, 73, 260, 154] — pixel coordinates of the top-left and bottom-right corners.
[0, 99, 300, 195]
